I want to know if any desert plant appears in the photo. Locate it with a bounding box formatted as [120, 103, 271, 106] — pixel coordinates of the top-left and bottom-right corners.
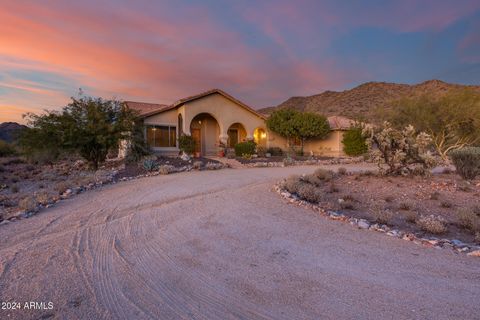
[125, 121, 150, 163]
[178, 135, 196, 155]
[457, 208, 480, 232]
[234, 141, 256, 157]
[430, 191, 441, 200]
[296, 183, 322, 203]
[449, 147, 480, 180]
[364, 122, 436, 175]
[337, 167, 347, 175]
[398, 202, 412, 211]
[143, 158, 158, 172]
[340, 200, 355, 210]
[283, 175, 302, 194]
[0, 140, 17, 157]
[35, 190, 50, 205]
[301, 174, 322, 186]
[404, 210, 417, 223]
[342, 125, 368, 156]
[313, 168, 335, 181]
[440, 201, 452, 208]
[416, 215, 447, 234]
[371, 206, 393, 224]
[158, 165, 174, 175]
[55, 181, 69, 195]
[19, 196, 37, 212]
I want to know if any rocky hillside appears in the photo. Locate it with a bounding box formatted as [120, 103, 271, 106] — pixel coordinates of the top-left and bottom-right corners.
[259, 80, 480, 121]
[0, 122, 27, 142]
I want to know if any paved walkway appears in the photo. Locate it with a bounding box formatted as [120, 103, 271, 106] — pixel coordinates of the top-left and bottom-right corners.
[0, 165, 479, 319]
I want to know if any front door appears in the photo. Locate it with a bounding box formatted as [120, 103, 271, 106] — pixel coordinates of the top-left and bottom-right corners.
[191, 128, 201, 156]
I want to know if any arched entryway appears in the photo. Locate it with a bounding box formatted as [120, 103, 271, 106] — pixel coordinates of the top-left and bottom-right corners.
[227, 123, 247, 148]
[190, 113, 220, 157]
[253, 127, 267, 148]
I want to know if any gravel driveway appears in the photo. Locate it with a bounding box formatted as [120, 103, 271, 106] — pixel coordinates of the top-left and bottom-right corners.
[0, 164, 479, 320]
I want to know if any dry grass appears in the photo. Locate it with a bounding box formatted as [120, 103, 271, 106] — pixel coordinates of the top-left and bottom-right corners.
[35, 190, 50, 205]
[283, 175, 302, 194]
[440, 201, 453, 208]
[18, 196, 37, 212]
[54, 181, 70, 195]
[398, 202, 412, 211]
[313, 168, 334, 181]
[416, 215, 447, 234]
[337, 167, 347, 175]
[403, 210, 417, 223]
[296, 183, 322, 203]
[371, 206, 393, 224]
[457, 208, 480, 232]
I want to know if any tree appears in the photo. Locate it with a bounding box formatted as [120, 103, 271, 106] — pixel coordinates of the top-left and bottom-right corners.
[266, 108, 330, 155]
[342, 124, 368, 156]
[20, 95, 136, 169]
[292, 112, 330, 155]
[389, 89, 480, 161]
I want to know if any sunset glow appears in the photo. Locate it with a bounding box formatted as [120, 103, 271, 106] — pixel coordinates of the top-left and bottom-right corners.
[1, 0, 479, 123]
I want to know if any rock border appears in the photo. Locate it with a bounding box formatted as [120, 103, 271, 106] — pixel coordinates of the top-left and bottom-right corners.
[274, 182, 480, 258]
[243, 156, 367, 168]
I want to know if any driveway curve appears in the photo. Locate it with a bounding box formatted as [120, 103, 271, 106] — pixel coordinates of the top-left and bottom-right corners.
[0, 165, 479, 320]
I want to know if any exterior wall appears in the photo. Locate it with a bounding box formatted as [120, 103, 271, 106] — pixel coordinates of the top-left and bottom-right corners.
[266, 130, 346, 157]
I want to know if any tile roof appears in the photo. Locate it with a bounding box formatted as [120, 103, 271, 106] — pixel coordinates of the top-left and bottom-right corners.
[124, 101, 171, 117]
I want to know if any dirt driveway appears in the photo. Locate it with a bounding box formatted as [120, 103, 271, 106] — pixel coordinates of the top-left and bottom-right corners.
[0, 164, 479, 320]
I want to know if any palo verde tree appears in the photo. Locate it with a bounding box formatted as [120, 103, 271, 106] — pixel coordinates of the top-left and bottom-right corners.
[21, 94, 137, 169]
[266, 108, 330, 155]
[342, 123, 368, 156]
[389, 89, 480, 161]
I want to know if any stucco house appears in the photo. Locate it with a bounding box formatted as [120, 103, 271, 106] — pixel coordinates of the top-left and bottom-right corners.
[126, 89, 353, 157]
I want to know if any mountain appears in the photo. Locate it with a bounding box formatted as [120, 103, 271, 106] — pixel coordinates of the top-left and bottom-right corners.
[259, 80, 480, 121]
[0, 122, 27, 142]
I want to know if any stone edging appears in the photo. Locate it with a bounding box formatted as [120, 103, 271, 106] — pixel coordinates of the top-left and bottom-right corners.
[274, 182, 480, 258]
[243, 157, 367, 168]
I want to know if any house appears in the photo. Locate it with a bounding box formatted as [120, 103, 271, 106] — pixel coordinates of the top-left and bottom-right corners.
[125, 89, 353, 157]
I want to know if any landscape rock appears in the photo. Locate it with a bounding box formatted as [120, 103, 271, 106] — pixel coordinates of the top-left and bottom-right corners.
[358, 220, 370, 229]
[467, 250, 480, 257]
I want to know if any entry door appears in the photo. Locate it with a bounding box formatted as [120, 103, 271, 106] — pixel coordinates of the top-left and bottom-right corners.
[191, 128, 201, 155]
[228, 129, 238, 148]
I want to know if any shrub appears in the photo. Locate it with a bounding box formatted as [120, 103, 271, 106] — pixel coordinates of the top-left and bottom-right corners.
[266, 147, 283, 156]
[11, 184, 19, 193]
[234, 141, 256, 157]
[398, 202, 412, 211]
[416, 215, 447, 234]
[158, 165, 174, 175]
[296, 183, 322, 203]
[55, 181, 69, 195]
[340, 200, 355, 210]
[440, 201, 452, 208]
[143, 159, 158, 172]
[342, 126, 368, 156]
[364, 122, 436, 176]
[0, 140, 16, 157]
[404, 210, 417, 223]
[313, 168, 334, 181]
[301, 174, 322, 186]
[178, 135, 196, 155]
[371, 206, 393, 224]
[19, 196, 37, 212]
[35, 190, 50, 205]
[283, 175, 302, 194]
[449, 147, 480, 180]
[337, 167, 347, 175]
[457, 208, 480, 232]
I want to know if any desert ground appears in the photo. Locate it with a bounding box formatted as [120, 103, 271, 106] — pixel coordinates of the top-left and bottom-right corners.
[0, 165, 479, 320]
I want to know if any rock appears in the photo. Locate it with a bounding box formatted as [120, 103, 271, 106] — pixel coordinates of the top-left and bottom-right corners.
[0, 220, 9, 225]
[451, 239, 466, 247]
[337, 198, 345, 203]
[358, 220, 370, 229]
[467, 250, 480, 257]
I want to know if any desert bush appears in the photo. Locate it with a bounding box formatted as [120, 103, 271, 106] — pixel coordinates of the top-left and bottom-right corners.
[178, 135, 196, 155]
[342, 126, 368, 156]
[342, 194, 356, 202]
[35, 190, 50, 205]
[142, 158, 158, 172]
[457, 208, 480, 232]
[158, 165, 174, 175]
[313, 168, 334, 181]
[283, 175, 302, 194]
[296, 183, 322, 203]
[327, 182, 339, 193]
[301, 174, 322, 186]
[364, 122, 436, 176]
[337, 167, 347, 175]
[404, 210, 417, 223]
[234, 141, 256, 157]
[11, 184, 19, 193]
[266, 147, 283, 156]
[416, 215, 447, 234]
[371, 206, 393, 224]
[19, 196, 37, 212]
[398, 202, 412, 211]
[0, 140, 16, 157]
[55, 181, 69, 195]
[449, 147, 480, 180]
[340, 200, 355, 210]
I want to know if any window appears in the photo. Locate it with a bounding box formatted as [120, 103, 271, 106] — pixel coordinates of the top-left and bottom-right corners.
[146, 125, 176, 148]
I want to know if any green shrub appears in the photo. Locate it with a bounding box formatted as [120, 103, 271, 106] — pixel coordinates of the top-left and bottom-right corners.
[266, 147, 283, 156]
[342, 127, 368, 156]
[143, 159, 158, 172]
[450, 147, 480, 180]
[0, 140, 16, 157]
[234, 141, 256, 157]
[178, 135, 196, 155]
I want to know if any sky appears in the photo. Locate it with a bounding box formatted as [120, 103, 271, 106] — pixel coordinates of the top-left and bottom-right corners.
[1, 0, 479, 123]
